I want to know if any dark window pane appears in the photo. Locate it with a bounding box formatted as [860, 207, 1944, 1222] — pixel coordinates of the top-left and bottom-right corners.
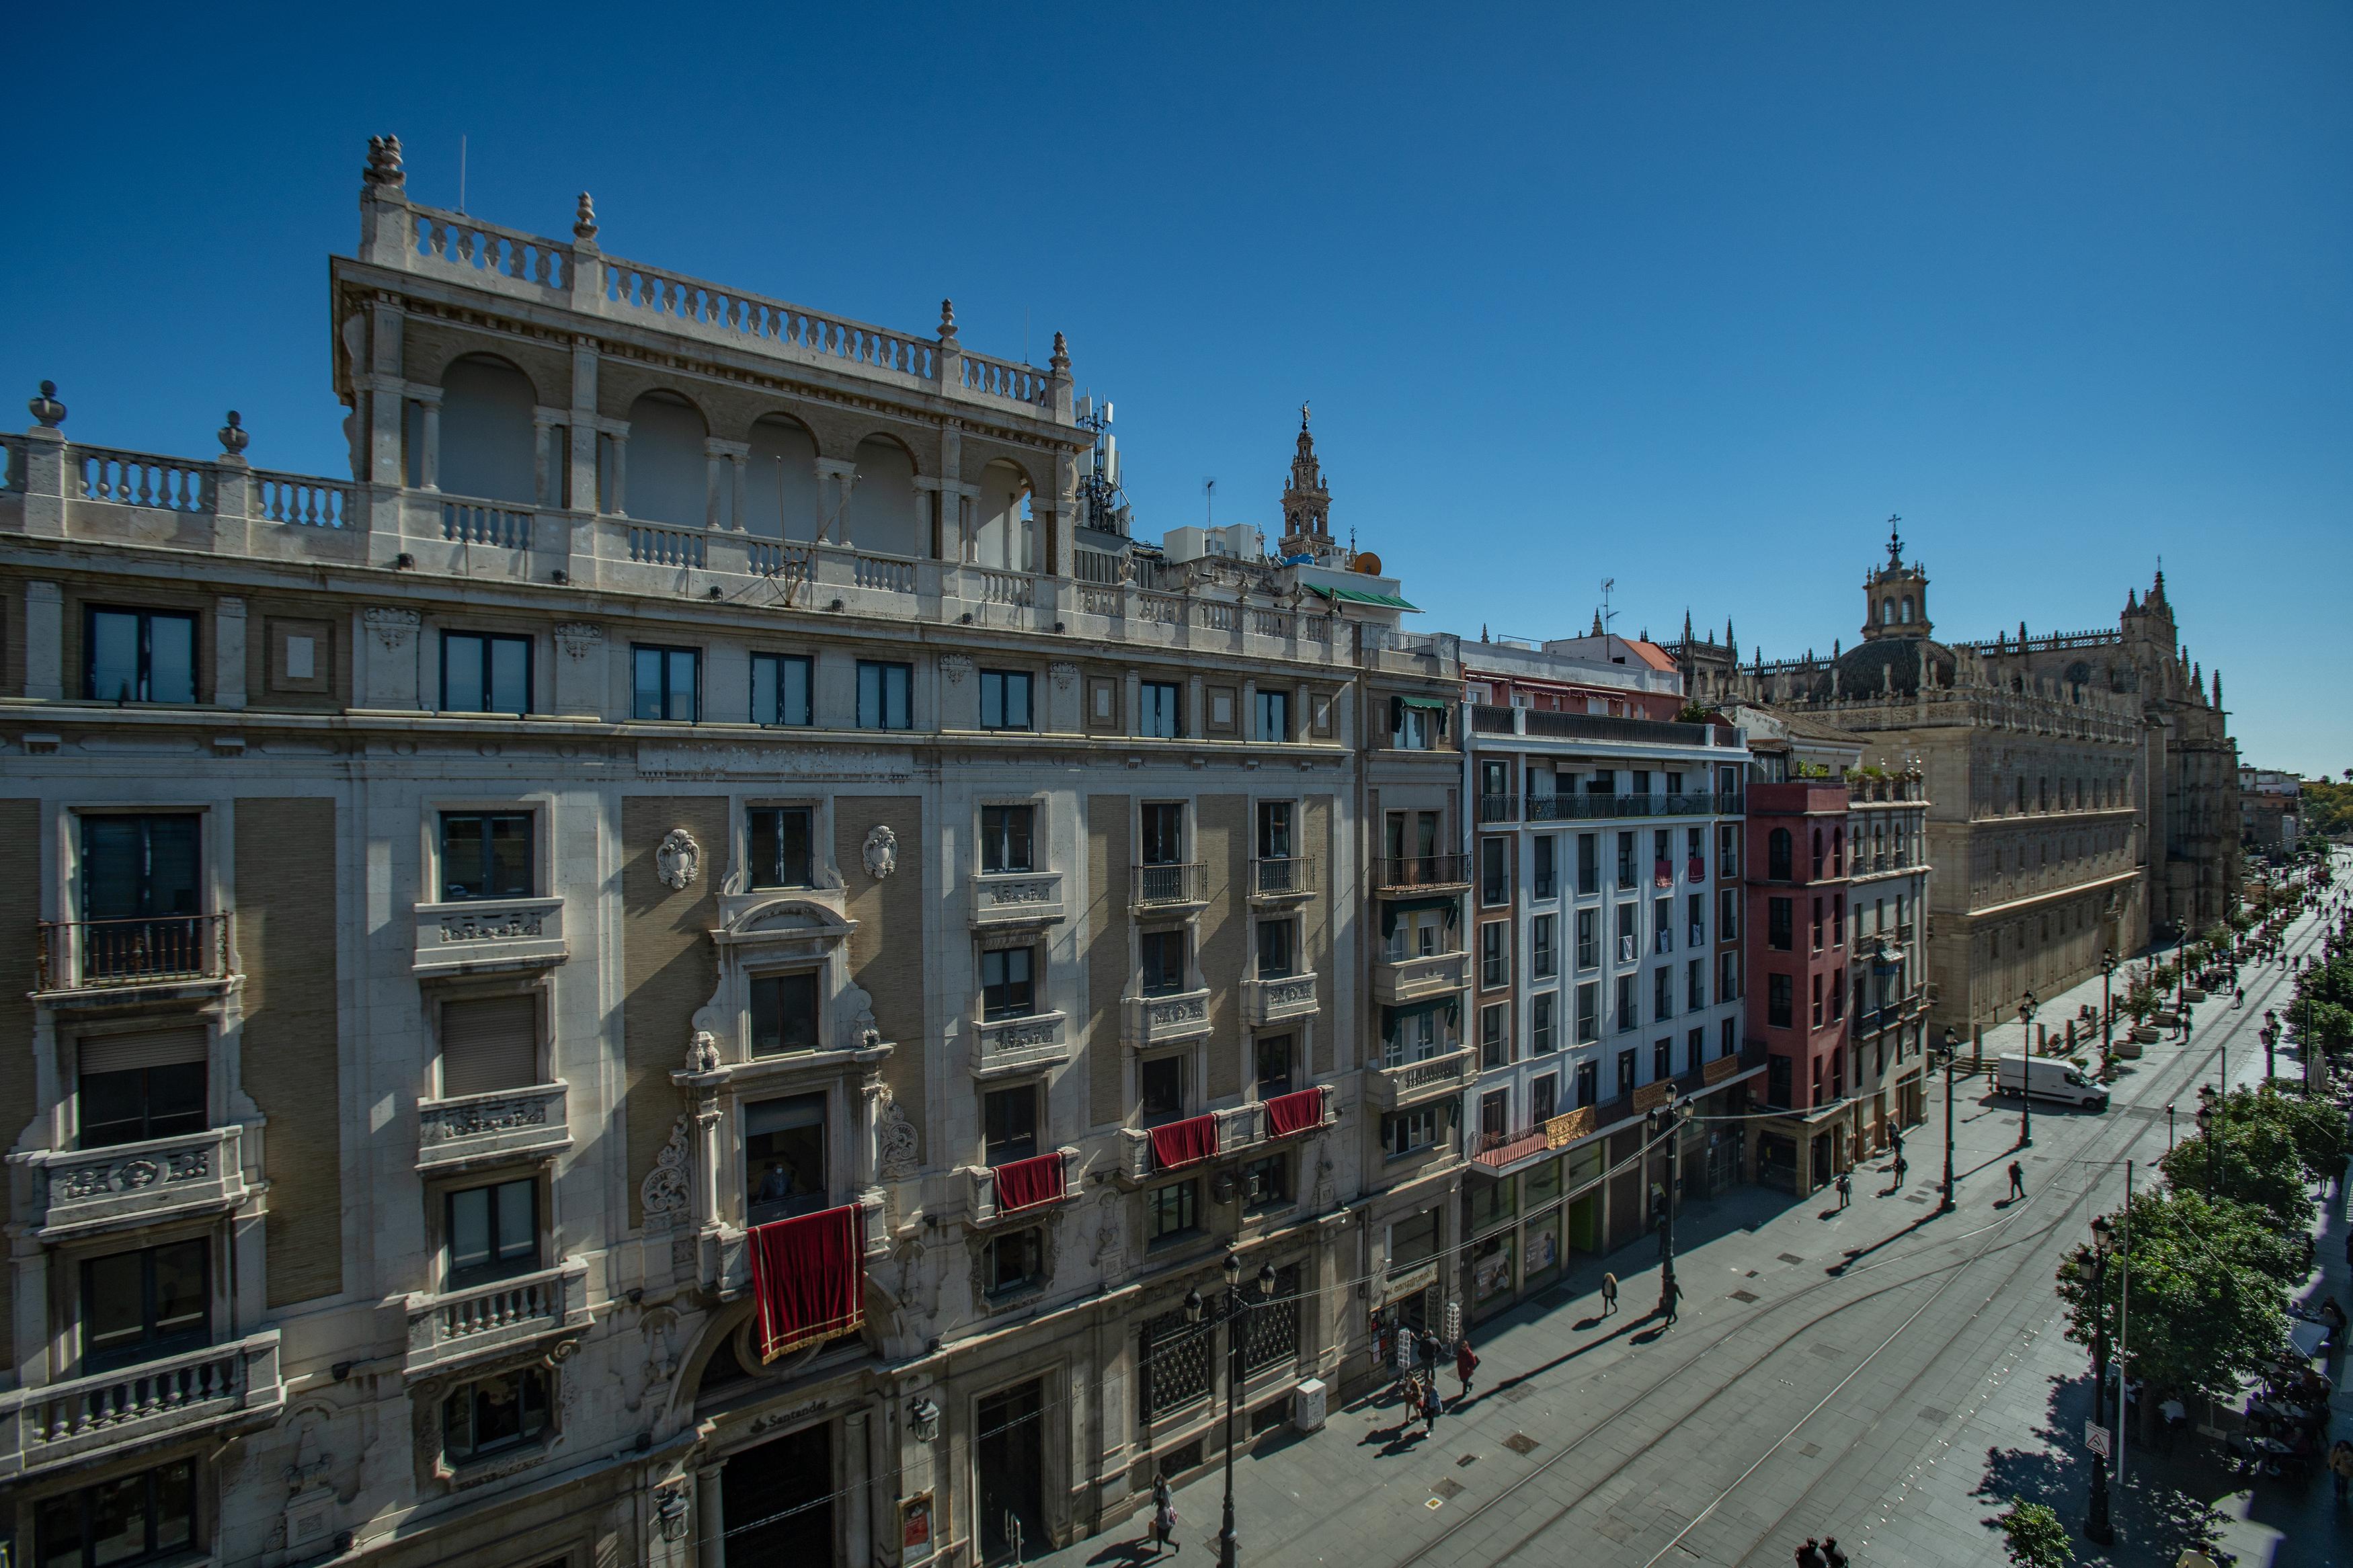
[633, 647, 664, 719]
[444, 633, 486, 713]
[89, 610, 140, 701]
[82, 1250, 146, 1361]
[146, 615, 195, 704]
[668, 649, 699, 720]
[750, 808, 812, 887]
[488, 636, 530, 714]
[751, 972, 821, 1055]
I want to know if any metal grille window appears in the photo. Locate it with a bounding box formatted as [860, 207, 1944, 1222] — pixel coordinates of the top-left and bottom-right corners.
[1142, 1308, 1211, 1418]
[1242, 1264, 1304, 1374]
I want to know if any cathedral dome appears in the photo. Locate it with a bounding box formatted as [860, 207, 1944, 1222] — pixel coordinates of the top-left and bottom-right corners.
[1833, 634, 1957, 698]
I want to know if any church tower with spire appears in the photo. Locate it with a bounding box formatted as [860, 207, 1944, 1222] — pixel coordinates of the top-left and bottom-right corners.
[1860, 516, 1931, 641]
[1276, 402, 1340, 564]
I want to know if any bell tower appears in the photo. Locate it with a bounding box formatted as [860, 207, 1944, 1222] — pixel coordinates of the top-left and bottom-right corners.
[1277, 401, 1338, 563]
[1859, 515, 1931, 641]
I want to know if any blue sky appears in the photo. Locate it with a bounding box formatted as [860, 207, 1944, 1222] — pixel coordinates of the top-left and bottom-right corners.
[9, 5, 2347, 773]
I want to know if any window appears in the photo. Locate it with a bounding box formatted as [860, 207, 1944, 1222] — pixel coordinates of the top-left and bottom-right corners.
[1255, 918, 1295, 979]
[1653, 964, 1673, 1021]
[631, 644, 701, 721]
[1392, 701, 1432, 749]
[980, 947, 1036, 1020]
[1531, 992, 1556, 1054]
[1616, 833, 1636, 886]
[84, 608, 195, 704]
[856, 660, 912, 730]
[1140, 930, 1187, 997]
[746, 1092, 827, 1225]
[1147, 1180, 1199, 1241]
[1532, 914, 1556, 978]
[1767, 897, 1793, 952]
[442, 1365, 550, 1463]
[1812, 827, 1826, 880]
[1653, 1038, 1672, 1082]
[1256, 799, 1295, 862]
[1480, 922, 1509, 989]
[1719, 889, 1740, 940]
[983, 1084, 1039, 1165]
[1718, 823, 1739, 877]
[77, 1030, 206, 1149]
[1255, 689, 1290, 741]
[1687, 958, 1704, 1012]
[1768, 973, 1793, 1028]
[79, 811, 202, 946]
[980, 669, 1033, 730]
[750, 971, 821, 1054]
[1575, 907, 1598, 969]
[1720, 949, 1741, 1003]
[439, 811, 532, 902]
[1829, 965, 1845, 1021]
[1140, 802, 1185, 865]
[1480, 838, 1508, 906]
[1532, 837, 1556, 899]
[1529, 1073, 1558, 1124]
[1687, 892, 1704, 947]
[1616, 1047, 1637, 1098]
[1768, 828, 1793, 881]
[1140, 1054, 1187, 1125]
[1811, 896, 1824, 951]
[1382, 1107, 1439, 1158]
[1480, 1003, 1507, 1069]
[1576, 833, 1599, 895]
[1616, 902, 1636, 963]
[1255, 1034, 1295, 1098]
[1241, 1153, 1294, 1209]
[1139, 680, 1181, 739]
[749, 807, 814, 888]
[35, 1461, 196, 1568]
[1478, 1089, 1509, 1142]
[1832, 895, 1845, 946]
[1653, 896, 1673, 954]
[1575, 1059, 1598, 1108]
[81, 1239, 207, 1372]
[442, 630, 532, 714]
[751, 652, 813, 727]
[984, 1226, 1046, 1293]
[980, 804, 1035, 874]
[1721, 1017, 1737, 1059]
[1685, 1027, 1706, 1075]
[446, 1178, 536, 1287]
[1575, 982, 1599, 1044]
[440, 994, 536, 1097]
[1810, 973, 1824, 1027]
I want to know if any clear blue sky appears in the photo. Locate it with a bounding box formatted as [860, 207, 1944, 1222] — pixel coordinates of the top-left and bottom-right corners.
[9, 5, 2347, 774]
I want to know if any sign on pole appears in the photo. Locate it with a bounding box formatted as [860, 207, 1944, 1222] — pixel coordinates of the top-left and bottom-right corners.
[2084, 1421, 2112, 1458]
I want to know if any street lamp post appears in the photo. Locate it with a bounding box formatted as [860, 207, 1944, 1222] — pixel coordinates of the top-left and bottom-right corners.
[2098, 948, 2117, 1076]
[2016, 991, 2038, 1149]
[2196, 1085, 2219, 1198]
[1183, 1253, 1277, 1568]
[1648, 1088, 1691, 1323]
[2079, 1214, 2119, 1544]
[1937, 1026, 1960, 1212]
[2164, 1101, 2175, 1153]
[2262, 1023, 2276, 1082]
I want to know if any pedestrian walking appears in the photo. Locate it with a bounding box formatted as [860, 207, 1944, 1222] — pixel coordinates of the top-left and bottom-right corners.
[1892, 1155, 1908, 1188]
[1421, 1378, 1443, 1436]
[1601, 1272, 1620, 1315]
[1150, 1473, 1180, 1556]
[1821, 1537, 1849, 1567]
[1661, 1274, 1683, 1326]
[2330, 1438, 2353, 1503]
[1794, 1537, 1827, 1567]
[1454, 1336, 1480, 1403]
[2007, 1160, 2026, 1200]
[1835, 1169, 1851, 1209]
[1418, 1327, 1443, 1379]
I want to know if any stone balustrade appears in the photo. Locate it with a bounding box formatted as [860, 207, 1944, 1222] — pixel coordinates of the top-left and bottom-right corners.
[0, 1331, 282, 1481]
[969, 870, 1066, 930]
[403, 1258, 592, 1379]
[415, 1081, 571, 1173]
[1367, 1046, 1476, 1110]
[19, 1124, 247, 1237]
[1241, 972, 1320, 1028]
[413, 895, 566, 975]
[1372, 950, 1469, 1006]
[963, 1147, 1082, 1227]
[1123, 988, 1213, 1049]
[973, 1012, 1070, 1078]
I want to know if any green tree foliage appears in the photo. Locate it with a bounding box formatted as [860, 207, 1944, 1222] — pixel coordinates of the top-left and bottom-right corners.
[2299, 779, 2353, 839]
[2252, 1083, 2350, 1184]
[1995, 1497, 2073, 1568]
[2155, 1088, 2316, 1231]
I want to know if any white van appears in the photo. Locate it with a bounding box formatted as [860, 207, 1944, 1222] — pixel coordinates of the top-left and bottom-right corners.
[1996, 1054, 2110, 1110]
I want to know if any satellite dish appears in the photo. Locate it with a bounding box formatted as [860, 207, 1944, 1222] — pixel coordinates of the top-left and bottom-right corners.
[1351, 551, 1383, 575]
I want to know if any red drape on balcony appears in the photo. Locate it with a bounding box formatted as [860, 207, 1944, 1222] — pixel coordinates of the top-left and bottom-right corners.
[1265, 1087, 1324, 1139]
[1148, 1114, 1219, 1171]
[748, 1204, 863, 1363]
[1687, 856, 1705, 883]
[1654, 859, 1675, 889]
[993, 1153, 1066, 1213]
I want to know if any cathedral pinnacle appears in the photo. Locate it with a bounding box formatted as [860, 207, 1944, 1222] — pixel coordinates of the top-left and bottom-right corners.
[1275, 401, 1334, 559]
[1886, 513, 1904, 569]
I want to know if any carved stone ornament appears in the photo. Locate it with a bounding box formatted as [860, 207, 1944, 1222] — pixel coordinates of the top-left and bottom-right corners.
[657, 829, 702, 891]
[875, 1089, 920, 1180]
[862, 824, 899, 882]
[641, 1116, 692, 1223]
[554, 622, 605, 661]
[1049, 661, 1080, 693]
[364, 134, 405, 190]
[938, 654, 973, 684]
[684, 1030, 719, 1075]
[364, 606, 422, 651]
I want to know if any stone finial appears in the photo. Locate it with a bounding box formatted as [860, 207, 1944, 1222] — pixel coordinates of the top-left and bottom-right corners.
[364, 135, 406, 190]
[28, 380, 65, 429]
[218, 410, 249, 457]
[1049, 331, 1070, 375]
[573, 192, 598, 242]
[937, 298, 958, 347]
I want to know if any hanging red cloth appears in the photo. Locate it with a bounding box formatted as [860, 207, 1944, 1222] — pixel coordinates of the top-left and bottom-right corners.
[1148, 1114, 1219, 1171]
[1654, 859, 1675, 888]
[1687, 856, 1705, 883]
[1265, 1087, 1325, 1139]
[748, 1204, 863, 1363]
[993, 1152, 1066, 1213]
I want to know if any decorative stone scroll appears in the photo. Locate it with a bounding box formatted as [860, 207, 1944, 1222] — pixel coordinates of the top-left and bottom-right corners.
[862, 824, 899, 881]
[641, 1116, 692, 1223]
[657, 829, 701, 891]
[364, 606, 421, 652]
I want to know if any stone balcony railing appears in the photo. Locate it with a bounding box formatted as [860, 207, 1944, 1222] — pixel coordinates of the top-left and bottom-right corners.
[1366, 1046, 1476, 1110]
[1123, 988, 1213, 1049]
[1372, 951, 1469, 1006]
[973, 1011, 1070, 1079]
[1116, 1089, 1341, 1181]
[963, 1147, 1082, 1228]
[413, 895, 566, 975]
[706, 1192, 889, 1298]
[969, 870, 1066, 930]
[415, 1081, 571, 1173]
[403, 1258, 592, 1380]
[0, 1330, 282, 1481]
[16, 1125, 248, 1238]
[1242, 972, 1320, 1028]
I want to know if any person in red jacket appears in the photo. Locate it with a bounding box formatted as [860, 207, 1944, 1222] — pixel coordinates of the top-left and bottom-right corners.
[1454, 1336, 1480, 1404]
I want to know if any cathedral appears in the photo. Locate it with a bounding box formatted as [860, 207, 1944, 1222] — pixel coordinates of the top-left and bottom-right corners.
[1676, 524, 2241, 1035]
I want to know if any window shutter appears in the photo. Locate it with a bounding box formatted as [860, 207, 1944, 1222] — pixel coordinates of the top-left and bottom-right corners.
[440, 996, 537, 1098]
[80, 1026, 207, 1075]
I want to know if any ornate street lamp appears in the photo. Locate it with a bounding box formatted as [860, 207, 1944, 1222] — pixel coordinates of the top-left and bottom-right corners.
[2077, 1215, 2118, 1544]
[1935, 1026, 1960, 1212]
[2196, 1085, 2219, 1198]
[2016, 991, 2039, 1149]
[2098, 948, 2117, 1076]
[1646, 1087, 1692, 1322]
[1183, 1251, 1278, 1568]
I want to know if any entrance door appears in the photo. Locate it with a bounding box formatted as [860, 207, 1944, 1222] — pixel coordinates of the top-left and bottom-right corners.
[1810, 1133, 1832, 1189]
[723, 1420, 833, 1567]
[977, 1379, 1046, 1566]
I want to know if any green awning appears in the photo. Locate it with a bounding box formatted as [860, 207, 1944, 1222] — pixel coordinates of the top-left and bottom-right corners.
[1398, 696, 1451, 710]
[1310, 583, 1421, 611]
[1382, 997, 1460, 1028]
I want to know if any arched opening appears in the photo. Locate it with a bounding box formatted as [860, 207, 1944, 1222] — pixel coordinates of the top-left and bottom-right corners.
[744, 415, 821, 542]
[624, 391, 709, 526]
[973, 460, 1035, 572]
[1899, 595, 1913, 624]
[1880, 597, 1894, 625]
[438, 355, 538, 504]
[844, 436, 922, 557]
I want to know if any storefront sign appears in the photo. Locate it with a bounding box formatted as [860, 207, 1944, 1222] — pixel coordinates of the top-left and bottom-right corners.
[1378, 1260, 1439, 1306]
[902, 1493, 933, 1551]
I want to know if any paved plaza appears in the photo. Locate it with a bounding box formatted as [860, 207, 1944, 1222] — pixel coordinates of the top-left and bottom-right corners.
[1032, 889, 2349, 1567]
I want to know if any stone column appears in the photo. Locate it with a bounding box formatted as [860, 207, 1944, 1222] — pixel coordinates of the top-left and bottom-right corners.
[843, 1408, 873, 1567]
[696, 1464, 727, 1568]
[728, 449, 748, 532]
[417, 392, 443, 493]
[23, 581, 63, 700]
[532, 408, 564, 507]
[815, 459, 857, 546]
[367, 304, 407, 487]
[704, 442, 726, 530]
[609, 430, 630, 518]
[214, 597, 247, 710]
[568, 341, 600, 510]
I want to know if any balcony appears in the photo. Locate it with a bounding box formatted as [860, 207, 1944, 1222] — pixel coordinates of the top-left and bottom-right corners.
[964, 1147, 1080, 1227]
[1478, 793, 1521, 825]
[1132, 861, 1209, 911]
[1524, 790, 1747, 821]
[969, 870, 1066, 929]
[403, 1258, 592, 1380]
[1249, 857, 1318, 903]
[974, 1010, 1071, 1077]
[412, 895, 566, 975]
[1374, 854, 1471, 893]
[415, 1082, 571, 1173]
[1374, 950, 1469, 1005]
[34, 913, 234, 997]
[1367, 1046, 1475, 1110]
[705, 1192, 890, 1298]
[18, 1126, 249, 1238]
[0, 1330, 282, 1481]
[1124, 988, 1213, 1048]
[1472, 1104, 1597, 1174]
[1242, 972, 1320, 1027]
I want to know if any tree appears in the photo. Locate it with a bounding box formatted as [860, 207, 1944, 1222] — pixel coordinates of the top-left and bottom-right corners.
[1996, 1497, 2072, 1568]
[2155, 1090, 2315, 1232]
[2254, 1083, 2350, 1185]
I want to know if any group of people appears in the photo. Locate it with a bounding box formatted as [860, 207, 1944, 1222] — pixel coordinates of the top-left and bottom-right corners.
[1793, 1536, 1851, 1565]
[1386, 1328, 1483, 1437]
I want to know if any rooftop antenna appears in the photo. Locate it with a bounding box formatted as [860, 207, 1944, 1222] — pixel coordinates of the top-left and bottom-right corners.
[1023, 306, 1031, 366]
[1075, 393, 1128, 537]
[1599, 577, 1618, 633]
[1203, 477, 1217, 528]
[458, 134, 467, 214]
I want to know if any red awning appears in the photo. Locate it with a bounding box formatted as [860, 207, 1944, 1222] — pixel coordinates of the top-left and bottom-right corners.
[748, 1204, 864, 1363]
[1265, 1087, 1325, 1139]
[993, 1153, 1066, 1213]
[1148, 1114, 1220, 1171]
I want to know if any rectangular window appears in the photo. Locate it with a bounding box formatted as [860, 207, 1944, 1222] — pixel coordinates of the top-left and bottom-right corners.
[1616, 1047, 1637, 1098]
[1530, 1073, 1558, 1125]
[1616, 902, 1636, 963]
[1687, 958, 1704, 1012]
[748, 807, 814, 889]
[1653, 964, 1673, 1021]
[980, 669, 1033, 730]
[1687, 1027, 1706, 1075]
[77, 1030, 206, 1149]
[855, 660, 912, 730]
[1832, 894, 1845, 946]
[1718, 823, 1739, 878]
[1140, 1054, 1187, 1124]
[750, 652, 813, 727]
[1811, 973, 1824, 1027]
[35, 1461, 197, 1568]
[1575, 1059, 1597, 1108]
[1829, 965, 1845, 1021]
[1255, 1033, 1295, 1097]
[1653, 896, 1673, 954]
[1575, 982, 1599, 1043]
[1616, 832, 1636, 886]
[1480, 838, 1508, 906]
[1720, 889, 1740, 940]
[1532, 837, 1557, 899]
[442, 1365, 550, 1464]
[1531, 913, 1556, 978]
[1811, 896, 1824, 951]
[1139, 680, 1181, 739]
[1255, 689, 1290, 741]
[1577, 833, 1599, 895]
[1767, 897, 1793, 952]
[746, 1091, 827, 1225]
[439, 994, 536, 1098]
[1140, 930, 1187, 997]
[1480, 1003, 1507, 1069]
[1140, 802, 1185, 865]
[1575, 907, 1598, 969]
[1687, 892, 1704, 946]
[980, 947, 1036, 1020]
[1241, 1152, 1294, 1210]
[1653, 1038, 1672, 1083]
[750, 971, 821, 1055]
[439, 811, 532, 902]
[1721, 1017, 1737, 1058]
[1255, 800, 1294, 862]
[442, 630, 532, 715]
[1615, 973, 1636, 1033]
[983, 1084, 1039, 1165]
[1479, 1089, 1509, 1142]
[1382, 1107, 1439, 1158]
[446, 1178, 536, 1288]
[84, 607, 196, 704]
[81, 1239, 208, 1372]
[1147, 1180, 1199, 1241]
[1255, 918, 1295, 979]
[1531, 991, 1556, 1054]
[984, 1226, 1046, 1293]
[1720, 950, 1741, 1003]
[631, 644, 701, 722]
[1768, 973, 1794, 1028]
[76, 814, 203, 982]
[980, 804, 1035, 874]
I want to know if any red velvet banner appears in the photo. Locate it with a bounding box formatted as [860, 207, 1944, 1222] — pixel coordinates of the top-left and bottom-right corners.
[1654, 858, 1675, 889]
[1148, 1114, 1219, 1171]
[1265, 1087, 1325, 1139]
[1687, 856, 1705, 883]
[992, 1153, 1066, 1213]
[749, 1204, 863, 1363]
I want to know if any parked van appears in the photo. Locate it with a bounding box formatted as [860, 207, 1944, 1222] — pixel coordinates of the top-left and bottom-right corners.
[1996, 1054, 2110, 1110]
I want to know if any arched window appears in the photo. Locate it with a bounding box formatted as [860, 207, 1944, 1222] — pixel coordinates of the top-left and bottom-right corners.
[436, 355, 539, 504]
[1810, 827, 1825, 880]
[844, 436, 922, 557]
[1831, 828, 1843, 877]
[742, 415, 820, 541]
[973, 460, 1035, 572]
[1880, 597, 1895, 625]
[622, 391, 709, 526]
[1899, 595, 1913, 624]
[1768, 828, 1792, 882]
